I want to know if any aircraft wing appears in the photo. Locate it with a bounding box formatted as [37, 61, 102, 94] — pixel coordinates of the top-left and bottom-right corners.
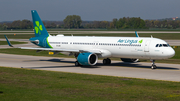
[4, 35, 102, 54]
[20, 47, 102, 54]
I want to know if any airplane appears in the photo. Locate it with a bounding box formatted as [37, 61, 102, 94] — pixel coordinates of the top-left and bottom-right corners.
[5, 10, 175, 69]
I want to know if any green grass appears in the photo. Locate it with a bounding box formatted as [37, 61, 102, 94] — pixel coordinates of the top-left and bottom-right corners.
[1, 33, 180, 40]
[0, 41, 27, 45]
[0, 34, 35, 39]
[0, 67, 180, 101]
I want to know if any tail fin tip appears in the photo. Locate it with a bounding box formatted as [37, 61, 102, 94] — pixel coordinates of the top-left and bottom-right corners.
[31, 10, 49, 37]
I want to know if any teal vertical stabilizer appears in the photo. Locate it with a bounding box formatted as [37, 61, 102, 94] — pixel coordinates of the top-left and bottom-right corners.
[30, 10, 52, 48]
[31, 10, 49, 37]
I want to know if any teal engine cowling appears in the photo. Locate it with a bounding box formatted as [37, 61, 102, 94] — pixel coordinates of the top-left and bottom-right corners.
[77, 53, 98, 65]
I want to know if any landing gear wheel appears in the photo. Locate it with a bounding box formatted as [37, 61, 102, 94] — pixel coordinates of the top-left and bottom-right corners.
[103, 59, 107, 65]
[151, 65, 157, 69]
[107, 58, 111, 64]
[103, 58, 111, 65]
[151, 60, 157, 69]
[75, 61, 80, 66]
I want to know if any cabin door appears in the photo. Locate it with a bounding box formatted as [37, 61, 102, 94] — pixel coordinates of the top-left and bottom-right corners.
[93, 41, 99, 48]
[144, 40, 151, 52]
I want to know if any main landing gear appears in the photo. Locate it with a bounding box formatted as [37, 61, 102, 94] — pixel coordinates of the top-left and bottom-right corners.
[151, 60, 157, 69]
[103, 58, 111, 65]
[75, 61, 81, 66]
[74, 53, 81, 66]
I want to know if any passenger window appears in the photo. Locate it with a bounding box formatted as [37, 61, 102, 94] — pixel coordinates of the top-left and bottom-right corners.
[159, 44, 162, 47]
[156, 44, 159, 47]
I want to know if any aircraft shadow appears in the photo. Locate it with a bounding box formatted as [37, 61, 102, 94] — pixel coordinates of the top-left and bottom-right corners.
[25, 59, 179, 70]
[39, 59, 100, 68]
[40, 59, 75, 64]
[96, 62, 179, 70]
[26, 65, 100, 69]
[26, 65, 76, 69]
[25, 59, 74, 64]
[26, 59, 100, 69]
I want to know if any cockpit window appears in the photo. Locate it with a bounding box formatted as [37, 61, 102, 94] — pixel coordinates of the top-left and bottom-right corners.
[155, 44, 170, 47]
[156, 44, 159, 47]
[163, 44, 168, 47]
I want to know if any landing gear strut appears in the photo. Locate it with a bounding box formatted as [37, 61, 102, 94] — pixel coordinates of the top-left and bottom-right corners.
[75, 61, 82, 66]
[103, 58, 111, 65]
[75, 61, 80, 66]
[74, 53, 81, 66]
[151, 60, 156, 69]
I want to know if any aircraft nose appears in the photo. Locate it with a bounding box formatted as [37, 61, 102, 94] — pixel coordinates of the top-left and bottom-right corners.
[166, 48, 175, 58]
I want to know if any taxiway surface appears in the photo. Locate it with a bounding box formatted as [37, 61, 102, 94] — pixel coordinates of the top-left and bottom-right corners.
[0, 53, 180, 82]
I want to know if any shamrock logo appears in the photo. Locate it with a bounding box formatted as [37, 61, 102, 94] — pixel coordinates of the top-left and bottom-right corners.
[34, 21, 43, 35]
[139, 39, 143, 43]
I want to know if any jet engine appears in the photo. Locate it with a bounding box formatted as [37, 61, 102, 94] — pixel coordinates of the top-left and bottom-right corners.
[121, 58, 139, 62]
[77, 53, 98, 65]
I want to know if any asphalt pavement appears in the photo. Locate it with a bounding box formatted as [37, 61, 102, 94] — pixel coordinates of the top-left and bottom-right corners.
[0, 53, 180, 82]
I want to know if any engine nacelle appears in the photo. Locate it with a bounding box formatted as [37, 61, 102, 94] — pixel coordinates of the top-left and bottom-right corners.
[77, 53, 98, 65]
[121, 58, 139, 62]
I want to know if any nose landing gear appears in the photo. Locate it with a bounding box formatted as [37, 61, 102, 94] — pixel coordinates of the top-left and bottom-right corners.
[151, 60, 157, 69]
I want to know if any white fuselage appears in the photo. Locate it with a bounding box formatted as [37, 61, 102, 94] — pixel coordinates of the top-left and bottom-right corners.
[47, 36, 175, 60]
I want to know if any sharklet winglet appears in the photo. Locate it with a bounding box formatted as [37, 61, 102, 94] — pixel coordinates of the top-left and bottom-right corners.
[31, 10, 49, 37]
[4, 35, 13, 47]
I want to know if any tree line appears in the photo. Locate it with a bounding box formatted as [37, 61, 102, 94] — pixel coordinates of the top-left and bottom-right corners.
[1, 15, 180, 30]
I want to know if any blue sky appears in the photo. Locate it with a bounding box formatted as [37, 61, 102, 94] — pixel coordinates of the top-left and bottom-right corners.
[0, 0, 180, 21]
